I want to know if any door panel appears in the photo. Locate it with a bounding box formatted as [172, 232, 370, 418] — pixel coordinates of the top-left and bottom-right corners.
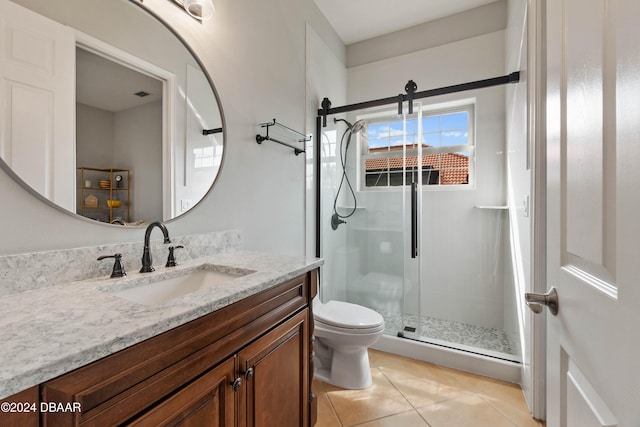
[5, 83, 55, 198]
[563, 0, 617, 285]
[565, 355, 617, 427]
[0, 0, 75, 211]
[546, 0, 640, 424]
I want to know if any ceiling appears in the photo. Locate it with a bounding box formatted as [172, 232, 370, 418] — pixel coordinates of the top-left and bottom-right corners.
[76, 48, 162, 113]
[313, 0, 499, 45]
[76, 2, 501, 111]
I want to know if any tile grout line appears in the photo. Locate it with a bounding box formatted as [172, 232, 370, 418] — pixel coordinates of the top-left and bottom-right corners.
[474, 393, 528, 427]
[319, 350, 541, 427]
[375, 366, 433, 426]
[374, 353, 526, 426]
[442, 370, 530, 427]
[437, 367, 523, 426]
[321, 385, 345, 427]
[349, 410, 430, 427]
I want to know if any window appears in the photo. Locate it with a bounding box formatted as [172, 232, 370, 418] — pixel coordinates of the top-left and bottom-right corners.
[193, 146, 215, 168]
[360, 103, 474, 189]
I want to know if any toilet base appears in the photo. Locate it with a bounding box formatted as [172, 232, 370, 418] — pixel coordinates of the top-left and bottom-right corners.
[314, 345, 372, 389]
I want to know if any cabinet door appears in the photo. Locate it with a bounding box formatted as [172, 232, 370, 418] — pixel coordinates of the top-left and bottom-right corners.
[238, 309, 309, 427]
[125, 357, 236, 427]
[0, 386, 39, 427]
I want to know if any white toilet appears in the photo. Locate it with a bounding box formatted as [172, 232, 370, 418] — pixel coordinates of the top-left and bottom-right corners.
[313, 299, 385, 389]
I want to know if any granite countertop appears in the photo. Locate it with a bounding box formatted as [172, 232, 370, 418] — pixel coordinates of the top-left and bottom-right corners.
[0, 251, 323, 400]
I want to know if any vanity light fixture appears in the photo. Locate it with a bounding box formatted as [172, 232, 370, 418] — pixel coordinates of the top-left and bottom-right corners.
[172, 0, 215, 21]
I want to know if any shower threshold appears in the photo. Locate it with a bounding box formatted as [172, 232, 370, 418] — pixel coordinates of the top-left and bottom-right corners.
[380, 310, 521, 363]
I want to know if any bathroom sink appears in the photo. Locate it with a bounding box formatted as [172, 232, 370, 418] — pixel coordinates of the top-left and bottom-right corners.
[103, 265, 253, 306]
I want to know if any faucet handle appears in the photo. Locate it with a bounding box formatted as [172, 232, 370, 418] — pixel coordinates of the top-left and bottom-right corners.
[97, 253, 127, 278]
[165, 246, 184, 267]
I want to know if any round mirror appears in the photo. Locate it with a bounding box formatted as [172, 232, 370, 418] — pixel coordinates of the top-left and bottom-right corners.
[0, 0, 224, 225]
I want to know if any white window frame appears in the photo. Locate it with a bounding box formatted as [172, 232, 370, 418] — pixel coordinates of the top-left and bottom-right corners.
[357, 99, 476, 191]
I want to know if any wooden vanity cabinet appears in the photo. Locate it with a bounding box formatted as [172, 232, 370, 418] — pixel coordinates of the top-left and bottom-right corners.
[238, 309, 309, 426]
[126, 357, 236, 426]
[33, 270, 318, 427]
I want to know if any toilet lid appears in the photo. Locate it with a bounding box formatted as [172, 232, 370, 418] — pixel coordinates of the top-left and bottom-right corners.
[315, 300, 384, 329]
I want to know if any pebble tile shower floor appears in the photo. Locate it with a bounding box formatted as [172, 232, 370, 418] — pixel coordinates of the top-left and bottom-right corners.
[381, 310, 521, 361]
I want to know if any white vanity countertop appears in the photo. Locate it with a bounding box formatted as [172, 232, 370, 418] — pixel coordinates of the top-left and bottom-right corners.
[0, 251, 323, 400]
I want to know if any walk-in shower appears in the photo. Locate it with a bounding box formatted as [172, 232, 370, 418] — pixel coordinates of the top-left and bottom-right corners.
[316, 75, 522, 380]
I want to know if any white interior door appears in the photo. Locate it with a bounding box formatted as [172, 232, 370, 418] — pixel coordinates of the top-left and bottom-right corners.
[0, 0, 75, 211]
[545, 0, 640, 425]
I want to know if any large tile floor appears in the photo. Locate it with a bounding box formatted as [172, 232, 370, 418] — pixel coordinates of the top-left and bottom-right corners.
[314, 349, 545, 427]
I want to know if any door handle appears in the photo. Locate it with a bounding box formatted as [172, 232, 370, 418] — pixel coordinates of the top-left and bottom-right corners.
[411, 182, 418, 258]
[525, 287, 559, 316]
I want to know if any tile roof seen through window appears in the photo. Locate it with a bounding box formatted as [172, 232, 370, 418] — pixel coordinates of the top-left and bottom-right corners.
[365, 146, 469, 185]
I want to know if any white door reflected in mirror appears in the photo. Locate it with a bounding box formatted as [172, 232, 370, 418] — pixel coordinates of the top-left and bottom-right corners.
[0, 0, 224, 226]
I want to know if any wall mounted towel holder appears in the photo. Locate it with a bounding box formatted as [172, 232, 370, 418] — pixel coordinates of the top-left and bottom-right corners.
[256, 119, 310, 155]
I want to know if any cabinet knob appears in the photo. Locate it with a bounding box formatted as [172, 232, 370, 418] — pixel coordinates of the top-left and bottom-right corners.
[230, 377, 242, 392]
[243, 367, 254, 381]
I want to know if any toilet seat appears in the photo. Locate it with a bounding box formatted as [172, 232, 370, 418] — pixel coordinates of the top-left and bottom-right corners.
[315, 318, 385, 335]
[315, 300, 384, 330]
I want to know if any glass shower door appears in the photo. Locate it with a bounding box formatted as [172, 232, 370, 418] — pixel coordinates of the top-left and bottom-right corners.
[316, 105, 427, 339]
[341, 110, 406, 333]
[399, 103, 423, 340]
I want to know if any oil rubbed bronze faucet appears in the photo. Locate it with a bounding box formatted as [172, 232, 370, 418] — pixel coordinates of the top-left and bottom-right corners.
[140, 221, 171, 273]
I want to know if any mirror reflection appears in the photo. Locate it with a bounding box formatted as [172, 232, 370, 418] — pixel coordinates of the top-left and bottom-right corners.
[0, 0, 224, 225]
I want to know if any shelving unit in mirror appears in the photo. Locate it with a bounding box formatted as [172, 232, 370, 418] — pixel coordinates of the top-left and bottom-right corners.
[77, 167, 130, 224]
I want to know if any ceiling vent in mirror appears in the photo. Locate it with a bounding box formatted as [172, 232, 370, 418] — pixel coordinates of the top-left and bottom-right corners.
[172, 0, 215, 21]
[134, 91, 150, 97]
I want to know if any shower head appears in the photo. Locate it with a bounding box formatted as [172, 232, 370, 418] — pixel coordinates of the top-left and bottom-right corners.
[333, 118, 367, 134]
[350, 119, 367, 134]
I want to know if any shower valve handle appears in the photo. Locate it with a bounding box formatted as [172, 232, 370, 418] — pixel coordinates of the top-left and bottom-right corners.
[331, 213, 346, 230]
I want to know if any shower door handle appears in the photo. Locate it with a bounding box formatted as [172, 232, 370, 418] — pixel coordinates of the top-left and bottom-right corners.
[411, 182, 418, 258]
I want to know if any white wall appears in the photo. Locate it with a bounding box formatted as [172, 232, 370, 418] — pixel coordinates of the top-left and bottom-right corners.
[0, 0, 344, 256]
[345, 30, 509, 330]
[76, 103, 115, 168]
[346, 0, 507, 68]
[114, 101, 163, 223]
[305, 24, 348, 302]
[506, 0, 543, 415]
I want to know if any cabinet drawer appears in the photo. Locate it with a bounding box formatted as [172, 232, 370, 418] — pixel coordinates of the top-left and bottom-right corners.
[125, 358, 235, 427]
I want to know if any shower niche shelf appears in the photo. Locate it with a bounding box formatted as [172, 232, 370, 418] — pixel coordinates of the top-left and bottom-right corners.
[256, 119, 310, 155]
[336, 205, 366, 211]
[474, 205, 509, 210]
